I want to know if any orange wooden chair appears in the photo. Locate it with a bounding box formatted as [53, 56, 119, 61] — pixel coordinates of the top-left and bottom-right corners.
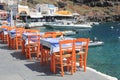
[0, 25, 9, 43]
[74, 38, 90, 72]
[22, 29, 39, 54]
[40, 32, 56, 65]
[25, 34, 40, 60]
[8, 26, 16, 48]
[40, 31, 63, 65]
[40, 33, 53, 65]
[52, 39, 75, 76]
[55, 31, 63, 37]
[13, 28, 25, 50]
[25, 29, 39, 33]
[42, 31, 63, 38]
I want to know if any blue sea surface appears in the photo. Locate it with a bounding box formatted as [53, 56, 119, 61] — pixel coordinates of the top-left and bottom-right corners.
[37, 22, 120, 79]
[87, 22, 120, 80]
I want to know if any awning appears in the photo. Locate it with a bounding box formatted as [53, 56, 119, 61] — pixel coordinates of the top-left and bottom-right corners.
[48, 4, 55, 8]
[54, 10, 72, 16]
[29, 12, 43, 18]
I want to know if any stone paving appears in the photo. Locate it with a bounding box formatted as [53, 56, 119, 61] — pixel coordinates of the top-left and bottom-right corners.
[0, 41, 111, 80]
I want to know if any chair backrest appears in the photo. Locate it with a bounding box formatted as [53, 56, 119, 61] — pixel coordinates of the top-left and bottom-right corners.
[8, 26, 16, 31]
[27, 34, 40, 46]
[25, 29, 39, 33]
[42, 31, 63, 38]
[42, 32, 56, 38]
[59, 39, 74, 56]
[1, 25, 9, 31]
[55, 31, 63, 37]
[1, 25, 9, 28]
[16, 28, 25, 36]
[74, 38, 90, 56]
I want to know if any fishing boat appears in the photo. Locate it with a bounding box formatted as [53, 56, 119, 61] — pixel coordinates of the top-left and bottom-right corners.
[44, 20, 92, 30]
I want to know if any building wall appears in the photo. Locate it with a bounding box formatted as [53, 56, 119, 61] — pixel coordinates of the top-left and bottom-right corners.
[18, 5, 30, 15]
[0, 0, 18, 5]
[0, 0, 8, 4]
[36, 4, 58, 16]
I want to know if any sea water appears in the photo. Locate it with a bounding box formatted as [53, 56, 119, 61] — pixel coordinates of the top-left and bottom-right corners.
[35, 22, 120, 79]
[87, 22, 120, 80]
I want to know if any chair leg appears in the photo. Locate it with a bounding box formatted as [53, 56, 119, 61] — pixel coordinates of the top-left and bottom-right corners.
[11, 39, 13, 48]
[22, 40, 25, 54]
[52, 55, 55, 73]
[15, 38, 18, 50]
[60, 60, 64, 77]
[79, 54, 83, 68]
[40, 46, 45, 65]
[71, 57, 75, 75]
[84, 57, 87, 72]
[26, 48, 29, 58]
[8, 35, 9, 45]
[36, 47, 40, 59]
[28, 48, 32, 60]
[74, 56, 76, 72]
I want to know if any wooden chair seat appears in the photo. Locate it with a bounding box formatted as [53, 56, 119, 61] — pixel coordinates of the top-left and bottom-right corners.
[55, 53, 71, 58]
[26, 44, 39, 47]
[76, 51, 85, 55]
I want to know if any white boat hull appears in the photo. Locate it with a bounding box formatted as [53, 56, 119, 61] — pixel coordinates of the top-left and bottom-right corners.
[44, 23, 92, 30]
[28, 22, 45, 27]
[89, 41, 104, 47]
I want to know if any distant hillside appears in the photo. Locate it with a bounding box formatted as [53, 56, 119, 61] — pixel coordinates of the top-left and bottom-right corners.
[20, 0, 120, 16]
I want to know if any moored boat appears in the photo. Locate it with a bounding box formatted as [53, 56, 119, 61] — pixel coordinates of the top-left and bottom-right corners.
[89, 40, 104, 47]
[44, 20, 92, 30]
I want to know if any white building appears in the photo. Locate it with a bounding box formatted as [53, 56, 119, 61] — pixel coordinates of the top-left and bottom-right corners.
[36, 4, 58, 16]
[0, 0, 7, 3]
[0, 0, 18, 5]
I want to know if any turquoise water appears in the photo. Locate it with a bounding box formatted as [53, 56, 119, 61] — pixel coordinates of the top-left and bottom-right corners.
[88, 22, 120, 80]
[36, 22, 120, 79]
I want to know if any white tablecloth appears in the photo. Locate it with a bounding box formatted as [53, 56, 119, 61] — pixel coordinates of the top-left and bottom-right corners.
[40, 37, 75, 55]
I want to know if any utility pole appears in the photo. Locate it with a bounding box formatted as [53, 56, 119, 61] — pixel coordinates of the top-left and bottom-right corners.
[10, 8, 13, 26]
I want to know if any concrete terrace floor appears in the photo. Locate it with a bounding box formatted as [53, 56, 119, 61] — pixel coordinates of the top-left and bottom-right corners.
[0, 40, 110, 80]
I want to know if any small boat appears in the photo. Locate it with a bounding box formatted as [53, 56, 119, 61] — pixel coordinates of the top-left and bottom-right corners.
[90, 22, 100, 26]
[89, 40, 104, 47]
[61, 30, 76, 36]
[44, 20, 92, 30]
[27, 22, 45, 27]
[16, 20, 26, 27]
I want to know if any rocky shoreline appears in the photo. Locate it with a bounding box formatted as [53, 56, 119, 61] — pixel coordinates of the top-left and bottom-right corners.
[87, 15, 120, 22]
